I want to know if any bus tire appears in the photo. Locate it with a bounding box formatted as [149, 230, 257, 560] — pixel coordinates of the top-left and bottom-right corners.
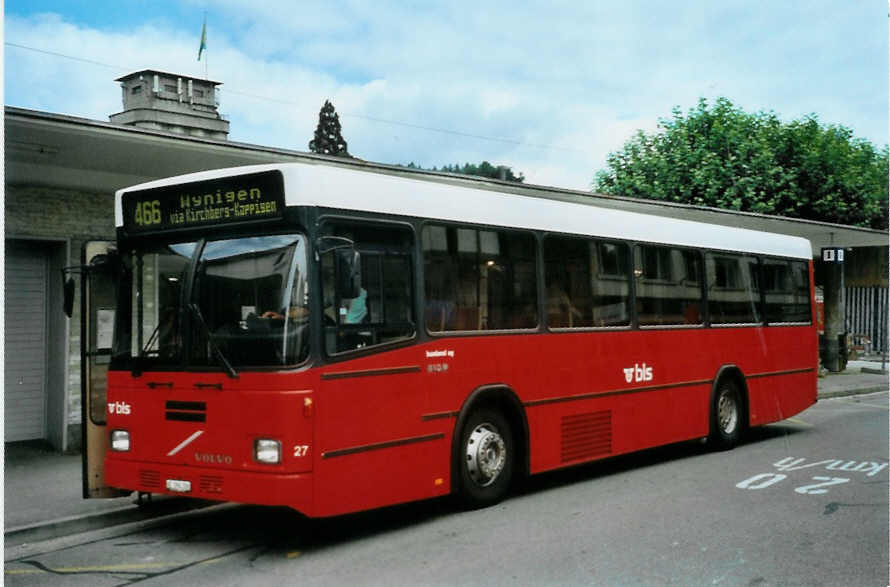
[708, 378, 743, 450]
[455, 408, 514, 509]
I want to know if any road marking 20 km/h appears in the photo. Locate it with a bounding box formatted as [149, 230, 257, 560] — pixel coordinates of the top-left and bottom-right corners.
[735, 456, 888, 496]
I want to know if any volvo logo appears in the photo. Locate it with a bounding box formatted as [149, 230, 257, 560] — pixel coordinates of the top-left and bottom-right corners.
[194, 452, 233, 465]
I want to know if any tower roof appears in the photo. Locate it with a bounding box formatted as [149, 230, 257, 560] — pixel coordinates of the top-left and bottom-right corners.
[115, 69, 223, 86]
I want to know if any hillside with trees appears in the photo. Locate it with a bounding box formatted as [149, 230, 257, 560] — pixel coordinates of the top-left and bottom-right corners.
[403, 161, 525, 183]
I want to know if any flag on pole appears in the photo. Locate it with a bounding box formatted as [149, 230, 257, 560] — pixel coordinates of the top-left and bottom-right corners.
[197, 17, 207, 61]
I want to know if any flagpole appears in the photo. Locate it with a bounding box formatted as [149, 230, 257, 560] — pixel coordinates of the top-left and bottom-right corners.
[198, 12, 208, 79]
[203, 12, 208, 80]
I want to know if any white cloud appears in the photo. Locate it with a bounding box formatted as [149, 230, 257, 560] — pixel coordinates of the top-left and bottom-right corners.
[5, 2, 887, 193]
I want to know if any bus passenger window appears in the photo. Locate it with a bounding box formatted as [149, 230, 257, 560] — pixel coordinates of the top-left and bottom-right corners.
[544, 236, 589, 328]
[543, 236, 630, 328]
[706, 253, 761, 324]
[763, 258, 811, 323]
[634, 245, 703, 326]
[593, 241, 631, 326]
[423, 225, 537, 332]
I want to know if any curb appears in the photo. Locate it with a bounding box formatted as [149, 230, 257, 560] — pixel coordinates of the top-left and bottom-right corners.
[817, 386, 889, 400]
[4, 498, 215, 547]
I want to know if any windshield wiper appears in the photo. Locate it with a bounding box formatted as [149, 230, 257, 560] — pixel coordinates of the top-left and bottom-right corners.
[127, 319, 167, 378]
[188, 303, 238, 379]
[140, 321, 163, 357]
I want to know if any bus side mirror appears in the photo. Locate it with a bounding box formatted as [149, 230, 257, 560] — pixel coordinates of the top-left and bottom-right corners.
[62, 248, 119, 318]
[63, 276, 75, 318]
[336, 249, 362, 299]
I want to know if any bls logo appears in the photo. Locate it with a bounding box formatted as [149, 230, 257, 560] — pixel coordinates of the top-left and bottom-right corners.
[107, 401, 132, 415]
[623, 363, 653, 383]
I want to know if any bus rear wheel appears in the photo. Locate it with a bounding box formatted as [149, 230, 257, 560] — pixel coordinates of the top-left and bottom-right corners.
[456, 408, 514, 509]
[708, 379, 743, 450]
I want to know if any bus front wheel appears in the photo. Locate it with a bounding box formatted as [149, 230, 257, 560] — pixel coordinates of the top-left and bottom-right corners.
[456, 408, 514, 509]
[708, 379, 743, 450]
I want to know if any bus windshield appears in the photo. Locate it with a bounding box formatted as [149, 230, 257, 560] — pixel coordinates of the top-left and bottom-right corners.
[112, 233, 309, 370]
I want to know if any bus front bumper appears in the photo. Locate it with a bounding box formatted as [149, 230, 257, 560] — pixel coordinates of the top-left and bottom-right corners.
[105, 458, 314, 516]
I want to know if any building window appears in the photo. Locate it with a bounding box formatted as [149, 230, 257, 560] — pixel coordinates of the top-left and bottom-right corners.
[131, 85, 142, 95]
[640, 245, 673, 281]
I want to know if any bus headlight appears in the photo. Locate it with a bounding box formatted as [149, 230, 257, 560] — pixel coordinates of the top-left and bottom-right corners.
[111, 430, 130, 452]
[254, 439, 281, 464]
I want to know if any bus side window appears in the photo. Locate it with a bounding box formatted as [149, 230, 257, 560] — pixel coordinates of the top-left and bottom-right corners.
[763, 258, 811, 324]
[542, 235, 631, 329]
[706, 253, 761, 325]
[322, 223, 416, 355]
[634, 245, 702, 326]
[544, 235, 590, 328]
[423, 224, 537, 333]
[592, 241, 631, 327]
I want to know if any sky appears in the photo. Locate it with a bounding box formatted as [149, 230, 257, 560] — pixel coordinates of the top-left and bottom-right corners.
[4, 1, 888, 191]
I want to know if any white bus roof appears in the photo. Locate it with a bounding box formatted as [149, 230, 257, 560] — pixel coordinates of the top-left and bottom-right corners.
[116, 162, 813, 259]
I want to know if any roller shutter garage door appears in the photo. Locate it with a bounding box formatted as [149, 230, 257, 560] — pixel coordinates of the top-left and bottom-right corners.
[5, 242, 49, 441]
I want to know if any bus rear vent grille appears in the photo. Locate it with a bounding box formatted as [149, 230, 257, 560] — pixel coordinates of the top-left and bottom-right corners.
[199, 475, 224, 494]
[139, 469, 161, 488]
[561, 411, 612, 463]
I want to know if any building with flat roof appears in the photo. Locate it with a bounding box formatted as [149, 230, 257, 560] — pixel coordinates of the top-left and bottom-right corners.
[110, 70, 228, 139]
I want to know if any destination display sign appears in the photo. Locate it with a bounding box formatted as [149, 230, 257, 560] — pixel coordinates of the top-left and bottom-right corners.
[121, 170, 285, 235]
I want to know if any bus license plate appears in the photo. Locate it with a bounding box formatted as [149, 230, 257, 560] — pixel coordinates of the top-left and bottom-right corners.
[166, 479, 191, 493]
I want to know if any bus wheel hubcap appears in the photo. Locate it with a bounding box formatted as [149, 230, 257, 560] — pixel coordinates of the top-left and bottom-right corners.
[466, 424, 506, 487]
[718, 390, 738, 434]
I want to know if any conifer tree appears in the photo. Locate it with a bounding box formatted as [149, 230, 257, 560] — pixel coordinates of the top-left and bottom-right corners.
[309, 100, 350, 157]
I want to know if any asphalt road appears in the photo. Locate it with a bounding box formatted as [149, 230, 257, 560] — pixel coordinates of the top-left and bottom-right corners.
[6, 392, 888, 586]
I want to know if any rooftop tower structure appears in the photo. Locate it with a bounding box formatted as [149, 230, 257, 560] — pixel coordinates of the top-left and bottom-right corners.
[110, 70, 229, 140]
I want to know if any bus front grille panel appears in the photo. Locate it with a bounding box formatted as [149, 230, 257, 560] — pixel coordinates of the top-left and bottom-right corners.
[165, 400, 207, 422]
[199, 475, 224, 494]
[139, 469, 161, 488]
[560, 411, 612, 463]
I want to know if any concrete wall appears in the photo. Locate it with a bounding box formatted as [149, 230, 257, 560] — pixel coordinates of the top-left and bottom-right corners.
[5, 184, 116, 450]
[814, 246, 889, 289]
[844, 246, 889, 287]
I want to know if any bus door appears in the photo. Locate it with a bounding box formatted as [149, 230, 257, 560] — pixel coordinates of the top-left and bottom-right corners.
[316, 225, 439, 513]
[80, 241, 129, 498]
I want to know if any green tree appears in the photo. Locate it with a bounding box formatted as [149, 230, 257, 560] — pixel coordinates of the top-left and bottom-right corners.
[403, 161, 525, 183]
[309, 100, 350, 157]
[594, 97, 888, 229]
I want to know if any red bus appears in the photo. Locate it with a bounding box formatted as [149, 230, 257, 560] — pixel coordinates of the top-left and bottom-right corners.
[73, 162, 817, 516]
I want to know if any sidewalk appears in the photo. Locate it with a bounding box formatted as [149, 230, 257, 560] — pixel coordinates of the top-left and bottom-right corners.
[818, 358, 890, 398]
[4, 363, 888, 546]
[4, 443, 212, 547]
